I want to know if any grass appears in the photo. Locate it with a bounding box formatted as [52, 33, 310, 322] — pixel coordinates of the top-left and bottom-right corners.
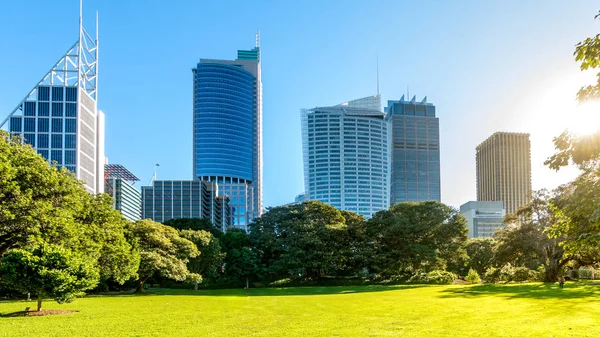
[2, 283, 600, 336]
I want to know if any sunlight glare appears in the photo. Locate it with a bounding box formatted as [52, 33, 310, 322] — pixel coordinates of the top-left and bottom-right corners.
[567, 101, 600, 136]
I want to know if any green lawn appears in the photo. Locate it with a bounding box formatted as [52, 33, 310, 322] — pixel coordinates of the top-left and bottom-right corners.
[1, 283, 599, 336]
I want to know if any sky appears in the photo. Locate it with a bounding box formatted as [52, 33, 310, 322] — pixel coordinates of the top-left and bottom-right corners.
[0, 1, 598, 209]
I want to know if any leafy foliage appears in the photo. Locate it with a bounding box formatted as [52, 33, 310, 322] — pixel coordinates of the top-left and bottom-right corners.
[367, 201, 468, 277]
[0, 244, 99, 310]
[408, 270, 457, 285]
[465, 238, 496, 275]
[130, 219, 200, 292]
[179, 229, 224, 282]
[574, 10, 600, 103]
[465, 268, 481, 284]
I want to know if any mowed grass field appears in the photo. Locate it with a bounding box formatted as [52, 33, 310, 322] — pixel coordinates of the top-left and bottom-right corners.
[1, 283, 600, 337]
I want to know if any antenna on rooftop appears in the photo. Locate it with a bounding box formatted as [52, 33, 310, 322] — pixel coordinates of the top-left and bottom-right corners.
[376, 54, 380, 96]
[256, 30, 260, 48]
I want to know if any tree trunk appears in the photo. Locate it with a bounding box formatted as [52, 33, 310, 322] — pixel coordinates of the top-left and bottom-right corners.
[245, 277, 249, 290]
[135, 277, 148, 294]
[37, 297, 42, 312]
[545, 262, 560, 283]
[194, 282, 199, 291]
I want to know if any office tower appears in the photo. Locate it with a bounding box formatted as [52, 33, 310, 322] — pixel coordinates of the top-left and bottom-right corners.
[460, 201, 506, 238]
[301, 95, 389, 218]
[386, 95, 440, 205]
[476, 132, 532, 215]
[104, 164, 142, 222]
[1, 12, 104, 194]
[192, 38, 262, 231]
[142, 180, 232, 232]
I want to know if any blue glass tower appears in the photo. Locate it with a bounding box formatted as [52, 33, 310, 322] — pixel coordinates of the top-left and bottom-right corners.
[386, 95, 440, 204]
[192, 39, 262, 231]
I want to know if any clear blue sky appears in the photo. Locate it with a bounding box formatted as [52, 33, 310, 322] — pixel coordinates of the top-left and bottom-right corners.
[0, 1, 598, 208]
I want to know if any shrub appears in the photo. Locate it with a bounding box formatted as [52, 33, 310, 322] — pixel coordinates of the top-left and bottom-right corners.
[408, 270, 457, 285]
[483, 267, 504, 283]
[465, 268, 481, 284]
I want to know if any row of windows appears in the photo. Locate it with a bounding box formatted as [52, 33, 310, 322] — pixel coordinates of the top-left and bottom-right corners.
[10, 117, 77, 133]
[36, 86, 77, 102]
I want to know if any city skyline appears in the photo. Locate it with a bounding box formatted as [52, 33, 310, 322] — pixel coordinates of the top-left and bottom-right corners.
[0, 1, 598, 209]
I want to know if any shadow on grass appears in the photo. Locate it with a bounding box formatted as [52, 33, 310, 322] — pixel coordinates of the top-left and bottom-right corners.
[439, 282, 600, 301]
[96, 284, 430, 298]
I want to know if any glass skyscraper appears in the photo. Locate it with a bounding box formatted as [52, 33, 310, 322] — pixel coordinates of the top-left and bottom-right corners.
[386, 95, 440, 204]
[105, 164, 142, 222]
[302, 95, 389, 218]
[192, 39, 262, 231]
[1, 15, 104, 194]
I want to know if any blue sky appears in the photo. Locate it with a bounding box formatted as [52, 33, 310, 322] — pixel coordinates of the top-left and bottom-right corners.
[0, 1, 598, 208]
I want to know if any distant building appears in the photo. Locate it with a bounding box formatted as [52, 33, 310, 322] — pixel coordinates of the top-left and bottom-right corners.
[476, 132, 532, 215]
[301, 95, 389, 218]
[294, 193, 307, 203]
[104, 164, 141, 222]
[385, 95, 440, 205]
[1, 16, 104, 194]
[460, 201, 506, 238]
[141, 180, 232, 231]
[192, 38, 262, 231]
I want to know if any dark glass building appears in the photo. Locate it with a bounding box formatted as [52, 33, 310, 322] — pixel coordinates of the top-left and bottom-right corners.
[191, 40, 262, 231]
[385, 95, 440, 204]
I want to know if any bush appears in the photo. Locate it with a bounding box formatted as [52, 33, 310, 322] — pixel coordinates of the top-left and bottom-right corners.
[483, 267, 504, 283]
[465, 268, 481, 284]
[408, 270, 457, 285]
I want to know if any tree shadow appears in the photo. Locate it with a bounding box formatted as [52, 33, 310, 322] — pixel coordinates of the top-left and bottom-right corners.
[99, 284, 430, 298]
[439, 282, 600, 301]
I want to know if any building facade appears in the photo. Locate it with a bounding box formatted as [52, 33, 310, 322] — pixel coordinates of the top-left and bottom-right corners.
[141, 180, 232, 231]
[105, 164, 141, 222]
[192, 40, 262, 230]
[476, 132, 532, 215]
[460, 201, 506, 238]
[1, 16, 104, 194]
[386, 95, 440, 205]
[301, 95, 389, 218]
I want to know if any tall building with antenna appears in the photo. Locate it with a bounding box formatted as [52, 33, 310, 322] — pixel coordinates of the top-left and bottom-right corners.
[1, 4, 104, 194]
[191, 35, 262, 231]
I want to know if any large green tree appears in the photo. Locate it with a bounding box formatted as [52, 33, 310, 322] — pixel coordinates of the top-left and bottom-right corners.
[0, 245, 99, 311]
[465, 238, 496, 276]
[249, 201, 350, 280]
[367, 201, 468, 277]
[130, 219, 200, 293]
[179, 229, 224, 289]
[164, 218, 223, 238]
[0, 131, 139, 304]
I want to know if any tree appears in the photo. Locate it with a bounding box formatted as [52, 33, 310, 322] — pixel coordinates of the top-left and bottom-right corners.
[494, 190, 569, 282]
[130, 219, 200, 293]
[164, 218, 223, 238]
[225, 247, 261, 289]
[179, 229, 224, 289]
[546, 11, 600, 170]
[0, 131, 139, 303]
[465, 238, 496, 276]
[0, 245, 99, 311]
[249, 201, 349, 280]
[367, 201, 468, 277]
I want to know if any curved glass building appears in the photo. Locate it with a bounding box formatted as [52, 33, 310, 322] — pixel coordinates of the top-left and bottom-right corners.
[192, 44, 262, 231]
[193, 63, 254, 180]
[301, 95, 389, 218]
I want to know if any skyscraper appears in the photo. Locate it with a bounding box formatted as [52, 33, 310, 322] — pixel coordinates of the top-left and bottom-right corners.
[476, 132, 532, 215]
[192, 38, 262, 231]
[1, 11, 104, 194]
[386, 95, 440, 205]
[301, 95, 389, 218]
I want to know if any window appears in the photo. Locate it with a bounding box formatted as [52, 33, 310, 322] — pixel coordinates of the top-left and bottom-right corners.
[65, 87, 77, 102]
[65, 150, 76, 165]
[24, 134, 35, 146]
[51, 150, 62, 164]
[38, 134, 49, 148]
[52, 119, 63, 133]
[38, 102, 50, 116]
[38, 150, 49, 160]
[24, 118, 35, 132]
[52, 87, 64, 101]
[24, 102, 36, 116]
[65, 134, 76, 149]
[65, 119, 77, 133]
[51, 134, 62, 148]
[52, 103, 63, 117]
[38, 118, 49, 132]
[66, 103, 77, 117]
[9, 117, 22, 132]
[38, 86, 50, 101]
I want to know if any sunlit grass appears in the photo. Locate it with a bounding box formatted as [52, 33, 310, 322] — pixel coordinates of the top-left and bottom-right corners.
[1, 283, 600, 336]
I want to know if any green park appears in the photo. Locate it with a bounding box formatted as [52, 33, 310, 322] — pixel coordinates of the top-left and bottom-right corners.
[3, 6, 600, 337]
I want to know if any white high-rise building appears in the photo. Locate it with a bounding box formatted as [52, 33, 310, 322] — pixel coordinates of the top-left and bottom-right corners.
[1, 9, 104, 194]
[301, 95, 389, 218]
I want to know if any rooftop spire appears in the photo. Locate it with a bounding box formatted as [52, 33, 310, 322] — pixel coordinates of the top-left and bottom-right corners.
[256, 30, 260, 48]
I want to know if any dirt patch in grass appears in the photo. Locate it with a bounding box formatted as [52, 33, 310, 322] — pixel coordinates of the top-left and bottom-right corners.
[1, 310, 78, 317]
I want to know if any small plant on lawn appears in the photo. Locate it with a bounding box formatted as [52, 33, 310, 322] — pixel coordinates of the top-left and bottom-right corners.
[465, 268, 481, 284]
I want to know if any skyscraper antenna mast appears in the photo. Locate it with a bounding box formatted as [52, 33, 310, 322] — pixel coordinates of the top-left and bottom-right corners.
[256, 30, 260, 48]
[376, 54, 380, 96]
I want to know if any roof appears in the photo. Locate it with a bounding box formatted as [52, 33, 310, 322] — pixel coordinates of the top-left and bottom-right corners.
[104, 164, 140, 182]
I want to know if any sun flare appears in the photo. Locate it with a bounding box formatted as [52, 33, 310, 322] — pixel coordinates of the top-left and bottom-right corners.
[567, 101, 600, 136]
